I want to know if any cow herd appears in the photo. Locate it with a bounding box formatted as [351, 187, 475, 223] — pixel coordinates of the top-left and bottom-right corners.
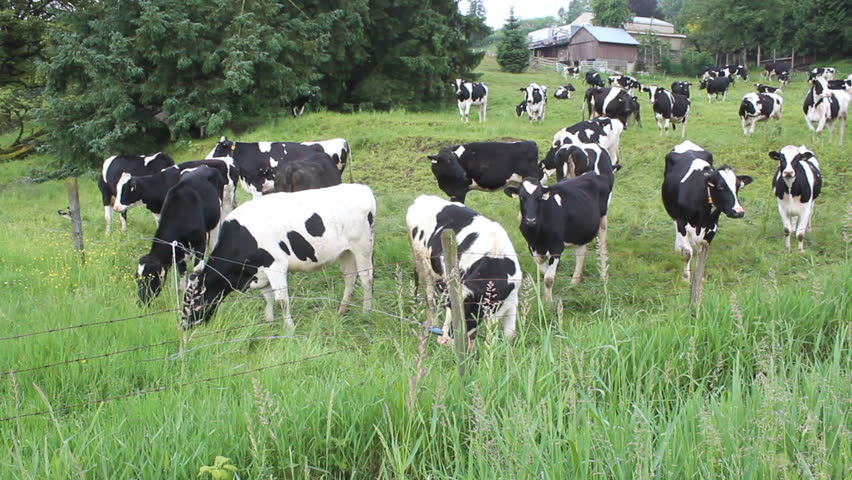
[95, 63, 837, 343]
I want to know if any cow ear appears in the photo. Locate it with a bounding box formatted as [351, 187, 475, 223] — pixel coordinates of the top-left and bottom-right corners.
[632, 96, 638, 101]
[737, 175, 753, 188]
[541, 187, 551, 200]
[768, 151, 782, 161]
[504, 186, 519, 198]
[703, 171, 716, 187]
[427, 154, 439, 162]
[519, 87, 525, 91]
[799, 150, 814, 160]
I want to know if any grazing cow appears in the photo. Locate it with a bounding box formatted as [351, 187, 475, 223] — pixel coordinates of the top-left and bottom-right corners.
[206, 137, 327, 197]
[181, 184, 376, 329]
[585, 71, 605, 87]
[113, 158, 239, 221]
[453, 79, 488, 123]
[702, 64, 748, 82]
[136, 166, 227, 304]
[99, 152, 175, 233]
[406, 196, 521, 342]
[661, 141, 752, 282]
[671, 81, 692, 98]
[739, 92, 783, 135]
[504, 142, 615, 300]
[763, 62, 788, 80]
[563, 65, 581, 80]
[271, 152, 341, 192]
[769, 145, 822, 252]
[803, 77, 849, 144]
[778, 71, 790, 86]
[288, 92, 316, 117]
[643, 85, 691, 137]
[427, 141, 540, 203]
[520, 83, 547, 121]
[554, 84, 576, 99]
[515, 101, 527, 118]
[808, 67, 836, 82]
[754, 83, 782, 94]
[584, 87, 638, 127]
[699, 76, 734, 102]
[543, 117, 624, 178]
[608, 74, 642, 93]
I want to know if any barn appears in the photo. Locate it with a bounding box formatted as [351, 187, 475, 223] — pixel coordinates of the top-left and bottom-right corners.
[564, 26, 640, 73]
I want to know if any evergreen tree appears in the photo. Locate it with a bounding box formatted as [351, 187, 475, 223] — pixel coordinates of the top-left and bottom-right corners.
[628, 0, 663, 18]
[465, 0, 493, 47]
[497, 9, 529, 73]
[592, 0, 632, 27]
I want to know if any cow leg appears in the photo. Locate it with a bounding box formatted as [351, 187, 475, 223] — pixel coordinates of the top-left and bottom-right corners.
[571, 245, 587, 285]
[262, 264, 294, 329]
[797, 206, 814, 252]
[839, 116, 846, 145]
[722, 91, 728, 101]
[336, 251, 358, 315]
[354, 249, 373, 313]
[674, 222, 692, 282]
[120, 211, 128, 232]
[707, 93, 712, 104]
[741, 117, 749, 136]
[656, 114, 663, 135]
[681, 118, 687, 138]
[104, 206, 112, 234]
[598, 216, 609, 283]
[497, 289, 519, 341]
[537, 255, 559, 303]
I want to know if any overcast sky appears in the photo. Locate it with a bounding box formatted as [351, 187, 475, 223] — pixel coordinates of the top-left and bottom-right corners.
[458, 1, 566, 29]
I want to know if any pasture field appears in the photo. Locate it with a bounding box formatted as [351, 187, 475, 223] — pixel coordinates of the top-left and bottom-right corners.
[0, 56, 849, 479]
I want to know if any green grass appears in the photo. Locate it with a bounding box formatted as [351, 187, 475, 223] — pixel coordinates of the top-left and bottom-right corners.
[0, 56, 849, 479]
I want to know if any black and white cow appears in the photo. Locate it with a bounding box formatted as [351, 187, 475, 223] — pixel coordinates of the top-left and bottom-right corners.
[754, 83, 782, 94]
[661, 141, 752, 282]
[99, 152, 175, 234]
[542, 117, 624, 178]
[763, 62, 789, 81]
[300, 138, 353, 177]
[584, 87, 639, 127]
[515, 101, 527, 118]
[136, 166, 227, 304]
[554, 84, 576, 99]
[778, 71, 790, 86]
[699, 76, 734, 102]
[288, 92, 316, 117]
[739, 92, 783, 135]
[504, 142, 616, 301]
[563, 65, 581, 80]
[769, 145, 822, 252]
[206, 137, 326, 197]
[427, 141, 541, 203]
[453, 79, 488, 123]
[671, 81, 692, 98]
[520, 83, 547, 121]
[643, 85, 691, 137]
[271, 151, 341, 192]
[803, 77, 850, 144]
[406, 195, 521, 342]
[608, 74, 642, 94]
[113, 158, 239, 221]
[181, 183, 376, 329]
[808, 67, 836, 82]
[827, 78, 852, 94]
[702, 64, 748, 82]
[585, 71, 605, 87]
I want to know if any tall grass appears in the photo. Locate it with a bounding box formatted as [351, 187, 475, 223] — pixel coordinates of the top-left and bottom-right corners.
[0, 56, 849, 478]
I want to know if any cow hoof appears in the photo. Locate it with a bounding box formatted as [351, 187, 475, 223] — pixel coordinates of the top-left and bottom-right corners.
[570, 277, 582, 285]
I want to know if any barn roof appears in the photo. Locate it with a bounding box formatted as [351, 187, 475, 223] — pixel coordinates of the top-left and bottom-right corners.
[573, 26, 640, 46]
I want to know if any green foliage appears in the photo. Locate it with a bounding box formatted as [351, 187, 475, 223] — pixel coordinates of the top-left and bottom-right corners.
[465, 0, 492, 48]
[496, 10, 529, 73]
[592, 0, 632, 27]
[559, 0, 591, 24]
[198, 456, 238, 479]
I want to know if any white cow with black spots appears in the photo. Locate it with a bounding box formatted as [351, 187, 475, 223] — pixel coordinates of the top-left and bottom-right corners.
[769, 145, 822, 252]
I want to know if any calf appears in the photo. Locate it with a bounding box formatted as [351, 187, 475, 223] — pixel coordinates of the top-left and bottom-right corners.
[585, 71, 605, 87]
[661, 141, 752, 282]
[504, 143, 616, 301]
[803, 77, 849, 144]
[453, 79, 488, 123]
[554, 84, 576, 99]
[754, 83, 782, 94]
[406, 195, 521, 342]
[584, 87, 637, 127]
[769, 145, 822, 252]
[739, 92, 783, 135]
[808, 67, 836, 82]
[427, 141, 540, 203]
[99, 152, 175, 233]
[543, 117, 624, 178]
[288, 92, 316, 117]
[113, 158, 239, 221]
[181, 184, 376, 329]
[271, 152, 341, 192]
[515, 101, 526, 118]
[608, 74, 642, 94]
[563, 65, 581, 80]
[643, 85, 691, 137]
[136, 166, 227, 304]
[671, 81, 692, 98]
[778, 71, 790, 86]
[521, 83, 547, 121]
[699, 76, 734, 102]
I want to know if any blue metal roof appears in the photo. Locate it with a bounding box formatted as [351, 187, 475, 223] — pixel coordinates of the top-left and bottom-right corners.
[577, 26, 640, 46]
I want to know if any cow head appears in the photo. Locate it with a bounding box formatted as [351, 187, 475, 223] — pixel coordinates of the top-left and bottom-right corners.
[515, 101, 526, 117]
[504, 178, 551, 228]
[180, 272, 213, 328]
[699, 79, 709, 90]
[209, 136, 235, 159]
[453, 79, 469, 101]
[113, 172, 141, 212]
[769, 146, 815, 187]
[737, 65, 748, 80]
[428, 146, 470, 202]
[671, 81, 691, 97]
[137, 254, 166, 304]
[704, 166, 752, 218]
[628, 95, 641, 128]
[642, 85, 661, 104]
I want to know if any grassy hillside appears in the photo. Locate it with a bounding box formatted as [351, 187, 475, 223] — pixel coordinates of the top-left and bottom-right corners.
[0, 56, 849, 479]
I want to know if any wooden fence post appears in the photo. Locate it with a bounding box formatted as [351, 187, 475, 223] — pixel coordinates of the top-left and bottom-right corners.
[757, 44, 761, 68]
[688, 241, 709, 310]
[441, 230, 469, 377]
[791, 48, 795, 70]
[65, 177, 85, 263]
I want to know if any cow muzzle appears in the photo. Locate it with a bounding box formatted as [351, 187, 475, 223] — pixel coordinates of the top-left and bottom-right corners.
[112, 204, 126, 212]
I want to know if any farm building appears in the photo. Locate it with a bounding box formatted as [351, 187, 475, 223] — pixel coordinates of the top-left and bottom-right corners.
[624, 16, 687, 54]
[530, 23, 640, 73]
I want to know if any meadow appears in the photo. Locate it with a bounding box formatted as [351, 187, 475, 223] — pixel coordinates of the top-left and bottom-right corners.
[0, 56, 849, 479]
